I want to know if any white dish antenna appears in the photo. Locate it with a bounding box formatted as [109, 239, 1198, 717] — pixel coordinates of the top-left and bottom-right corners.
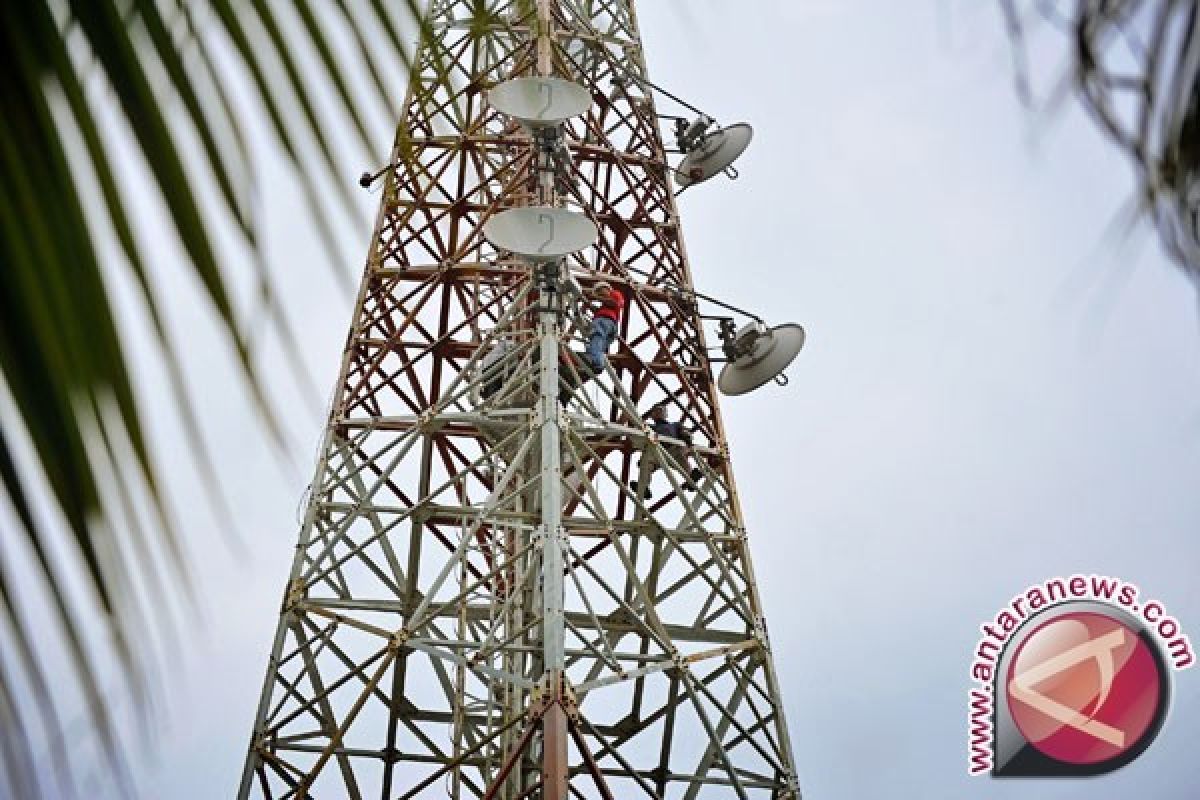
[488, 77, 592, 130]
[483, 207, 598, 262]
[676, 123, 753, 187]
[717, 323, 805, 396]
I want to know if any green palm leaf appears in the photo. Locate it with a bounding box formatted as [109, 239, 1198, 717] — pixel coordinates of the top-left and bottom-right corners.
[0, 0, 435, 794]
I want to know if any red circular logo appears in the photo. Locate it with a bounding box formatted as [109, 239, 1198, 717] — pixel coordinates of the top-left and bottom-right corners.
[1005, 610, 1164, 765]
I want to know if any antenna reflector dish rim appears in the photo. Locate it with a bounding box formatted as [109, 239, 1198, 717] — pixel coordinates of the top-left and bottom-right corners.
[482, 207, 598, 262]
[717, 323, 805, 396]
[675, 123, 753, 187]
[488, 77, 592, 129]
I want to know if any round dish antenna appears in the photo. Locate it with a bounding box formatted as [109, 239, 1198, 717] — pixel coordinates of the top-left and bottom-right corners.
[676, 123, 753, 187]
[483, 207, 598, 262]
[488, 77, 592, 130]
[717, 322, 805, 396]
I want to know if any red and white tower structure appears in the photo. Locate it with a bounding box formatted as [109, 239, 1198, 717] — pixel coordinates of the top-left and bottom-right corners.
[238, 2, 801, 798]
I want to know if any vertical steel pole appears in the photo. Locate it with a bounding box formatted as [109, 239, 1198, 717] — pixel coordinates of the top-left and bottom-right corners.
[537, 289, 567, 797]
[533, 3, 569, 799]
[538, 313, 564, 675]
[542, 699, 569, 800]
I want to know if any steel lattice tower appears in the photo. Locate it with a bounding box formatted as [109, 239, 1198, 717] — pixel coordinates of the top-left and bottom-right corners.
[237, 2, 800, 798]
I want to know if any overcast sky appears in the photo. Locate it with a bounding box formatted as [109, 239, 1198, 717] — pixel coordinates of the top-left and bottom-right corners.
[40, 2, 1200, 798]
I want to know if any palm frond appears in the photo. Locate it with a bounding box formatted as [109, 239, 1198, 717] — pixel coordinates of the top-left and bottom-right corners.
[0, 0, 430, 794]
[1000, 0, 1200, 273]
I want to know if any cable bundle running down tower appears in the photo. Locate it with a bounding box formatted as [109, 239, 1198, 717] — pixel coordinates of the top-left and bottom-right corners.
[238, 1, 801, 798]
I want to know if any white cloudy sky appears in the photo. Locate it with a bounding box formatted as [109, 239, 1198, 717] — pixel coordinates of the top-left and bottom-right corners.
[27, 2, 1200, 798]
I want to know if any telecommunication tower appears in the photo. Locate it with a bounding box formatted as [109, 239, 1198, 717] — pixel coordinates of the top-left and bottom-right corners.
[238, 1, 803, 798]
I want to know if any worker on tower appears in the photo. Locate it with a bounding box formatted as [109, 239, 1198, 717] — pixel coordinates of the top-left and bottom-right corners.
[582, 280, 624, 373]
[629, 403, 704, 499]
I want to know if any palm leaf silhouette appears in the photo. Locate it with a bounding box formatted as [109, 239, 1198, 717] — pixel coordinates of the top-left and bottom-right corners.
[1001, 0, 1200, 271]
[0, 0, 436, 794]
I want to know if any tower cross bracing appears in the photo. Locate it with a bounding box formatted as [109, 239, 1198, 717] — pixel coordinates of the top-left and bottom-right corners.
[238, 2, 801, 798]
